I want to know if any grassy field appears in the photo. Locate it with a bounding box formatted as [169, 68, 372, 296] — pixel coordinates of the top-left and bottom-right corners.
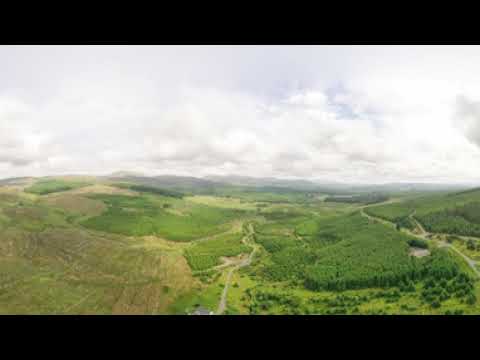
[25, 179, 90, 195]
[1, 176, 480, 314]
[364, 202, 415, 222]
[80, 194, 248, 241]
[0, 225, 197, 314]
[185, 195, 260, 210]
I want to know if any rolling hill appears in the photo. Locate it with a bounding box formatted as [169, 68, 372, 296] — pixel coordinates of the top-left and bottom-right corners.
[1, 174, 480, 315]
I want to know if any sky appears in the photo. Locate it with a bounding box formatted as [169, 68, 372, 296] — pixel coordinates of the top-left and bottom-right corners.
[1, 45, 480, 184]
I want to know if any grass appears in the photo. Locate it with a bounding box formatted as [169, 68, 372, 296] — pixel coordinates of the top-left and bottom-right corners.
[80, 194, 247, 241]
[448, 238, 480, 261]
[228, 274, 480, 315]
[364, 202, 415, 222]
[2, 201, 69, 232]
[184, 195, 259, 211]
[25, 179, 90, 195]
[40, 194, 106, 218]
[0, 226, 198, 314]
[167, 271, 224, 314]
[2, 177, 480, 314]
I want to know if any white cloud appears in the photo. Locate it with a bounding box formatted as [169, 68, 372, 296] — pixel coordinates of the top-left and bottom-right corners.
[0, 97, 54, 169]
[454, 95, 480, 147]
[2, 45, 480, 183]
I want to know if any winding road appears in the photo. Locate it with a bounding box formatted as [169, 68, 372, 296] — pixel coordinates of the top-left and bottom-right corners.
[360, 207, 480, 278]
[216, 223, 258, 315]
[213, 204, 480, 315]
[438, 241, 480, 277]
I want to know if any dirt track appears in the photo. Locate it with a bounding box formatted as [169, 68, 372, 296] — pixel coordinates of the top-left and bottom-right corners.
[216, 223, 258, 315]
[360, 207, 480, 278]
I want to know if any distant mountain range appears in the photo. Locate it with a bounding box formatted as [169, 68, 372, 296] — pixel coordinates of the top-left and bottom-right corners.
[105, 173, 472, 195]
[0, 172, 474, 195]
[204, 175, 321, 190]
[0, 177, 35, 186]
[106, 174, 224, 194]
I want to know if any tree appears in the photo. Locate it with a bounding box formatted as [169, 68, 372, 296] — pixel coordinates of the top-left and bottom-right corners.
[467, 239, 475, 251]
[466, 293, 476, 305]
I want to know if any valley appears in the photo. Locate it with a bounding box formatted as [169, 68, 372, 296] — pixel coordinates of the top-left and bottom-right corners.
[1, 175, 480, 315]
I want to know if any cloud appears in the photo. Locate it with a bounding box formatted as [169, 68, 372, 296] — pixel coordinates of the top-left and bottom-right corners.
[454, 95, 480, 147]
[0, 97, 52, 168]
[2, 46, 480, 183]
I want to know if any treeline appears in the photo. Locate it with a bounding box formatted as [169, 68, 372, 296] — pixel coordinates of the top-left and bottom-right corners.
[260, 214, 416, 290]
[247, 268, 475, 314]
[112, 183, 184, 198]
[259, 212, 472, 294]
[363, 202, 414, 222]
[407, 238, 429, 249]
[363, 203, 417, 231]
[419, 210, 480, 237]
[304, 248, 462, 292]
[366, 200, 480, 237]
[254, 233, 301, 253]
[260, 208, 307, 221]
[324, 192, 389, 205]
[185, 233, 249, 271]
[303, 243, 419, 291]
[414, 202, 480, 237]
[448, 202, 480, 224]
[28, 185, 74, 195]
[396, 216, 416, 231]
[449, 187, 480, 197]
[25, 180, 89, 195]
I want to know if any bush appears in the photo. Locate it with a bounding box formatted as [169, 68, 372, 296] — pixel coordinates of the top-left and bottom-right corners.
[466, 293, 476, 305]
[408, 238, 429, 249]
[467, 239, 476, 251]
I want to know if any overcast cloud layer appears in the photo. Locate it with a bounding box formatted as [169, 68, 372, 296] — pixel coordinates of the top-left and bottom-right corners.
[2, 45, 480, 184]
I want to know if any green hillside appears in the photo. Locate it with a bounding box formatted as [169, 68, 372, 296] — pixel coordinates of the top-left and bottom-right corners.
[367, 188, 480, 237]
[1, 176, 479, 315]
